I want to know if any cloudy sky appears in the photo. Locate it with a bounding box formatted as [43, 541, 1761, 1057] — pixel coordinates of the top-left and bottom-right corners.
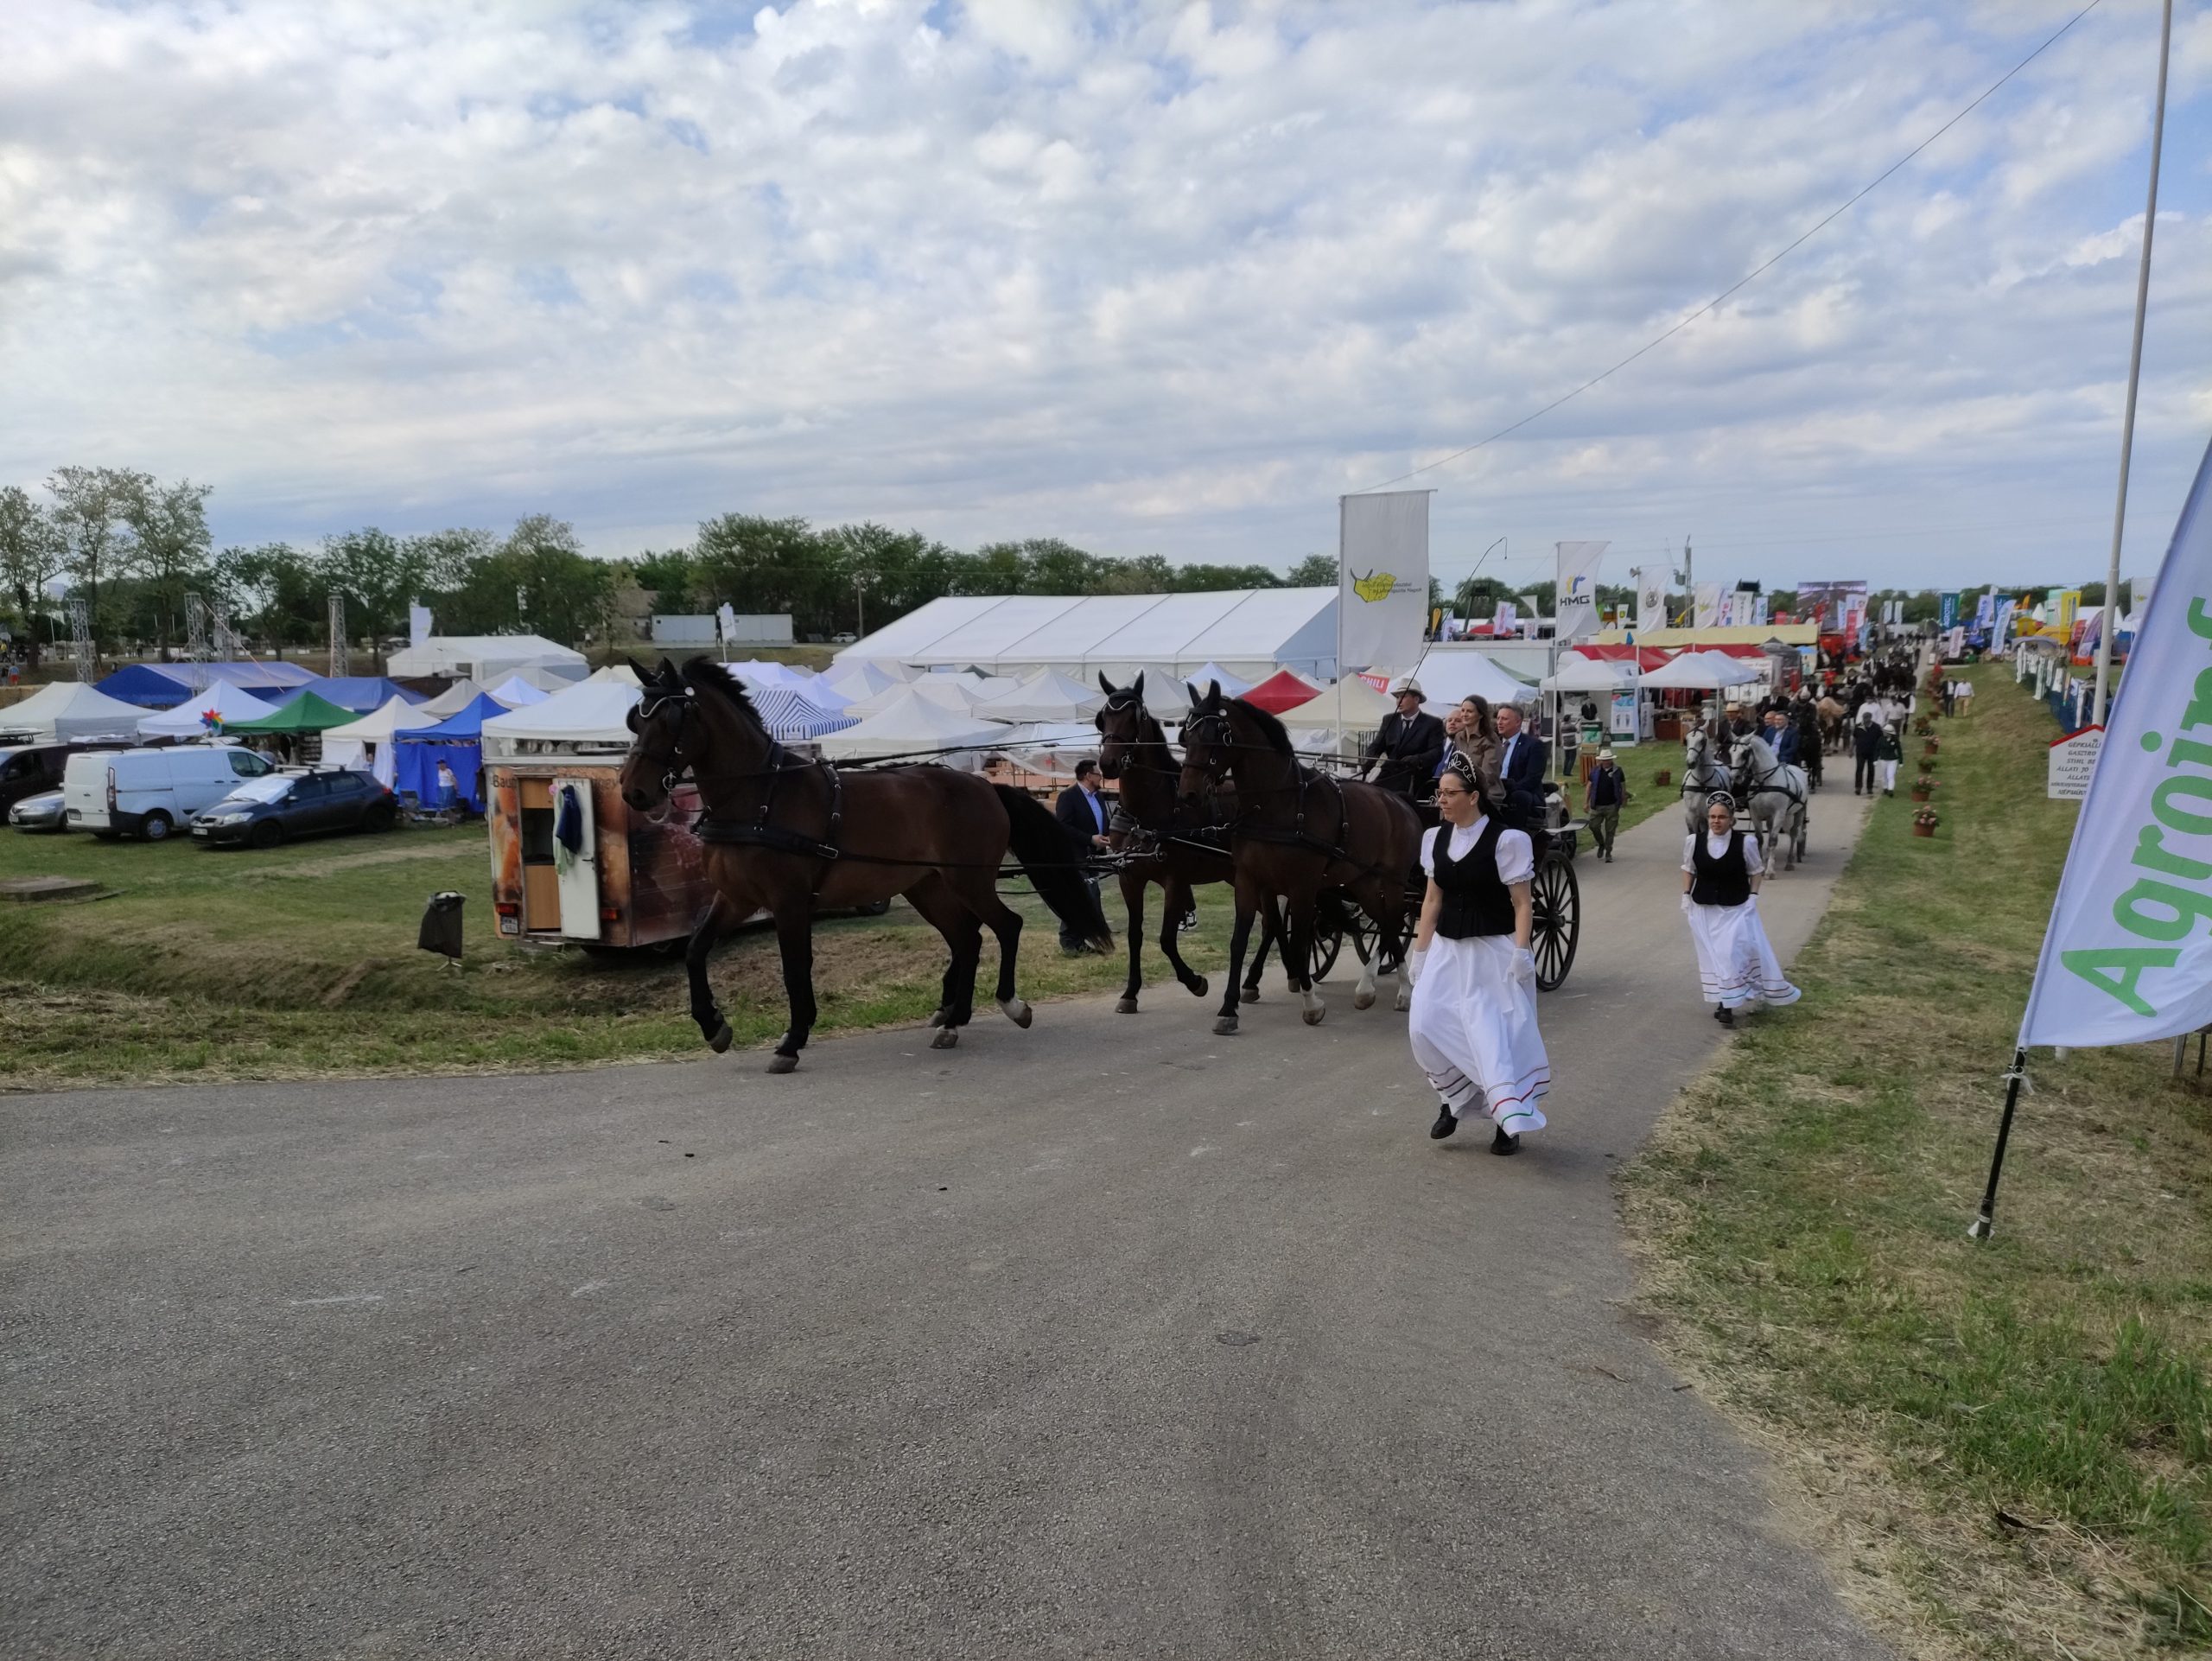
[3, 0, 2208, 595]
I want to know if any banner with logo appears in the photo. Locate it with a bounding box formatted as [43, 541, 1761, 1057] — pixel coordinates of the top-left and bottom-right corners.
[1637, 572, 1668, 631]
[1939, 592, 1958, 630]
[2018, 438, 2212, 1047]
[1693, 582, 1720, 629]
[1554, 541, 1607, 644]
[408, 603, 432, 649]
[1338, 491, 1431, 671]
[1993, 597, 2017, 648]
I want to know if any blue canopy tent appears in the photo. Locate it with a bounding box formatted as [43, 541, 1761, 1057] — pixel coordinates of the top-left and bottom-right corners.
[315, 676, 427, 713]
[391, 694, 505, 811]
[96, 661, 321, 708]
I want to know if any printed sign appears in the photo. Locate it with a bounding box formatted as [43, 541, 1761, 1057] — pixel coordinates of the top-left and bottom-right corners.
[2046, 726, 2102, 801]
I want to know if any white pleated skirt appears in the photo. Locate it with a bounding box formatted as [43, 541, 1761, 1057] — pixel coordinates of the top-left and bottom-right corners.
[1686, 901, 1802, 1010]
[1408, 934, 1550, 1134]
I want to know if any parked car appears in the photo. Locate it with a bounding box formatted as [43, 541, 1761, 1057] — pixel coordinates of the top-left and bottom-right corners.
[191, 768, 398, 850]
[7, 788, 67, 832]
[3, 739, 145, 815]
[62, 745, 276, 840]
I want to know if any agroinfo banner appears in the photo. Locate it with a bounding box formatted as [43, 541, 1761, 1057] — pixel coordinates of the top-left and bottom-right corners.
[2020, 436, 2212, 1048]
[1338, 490, 1431, 673]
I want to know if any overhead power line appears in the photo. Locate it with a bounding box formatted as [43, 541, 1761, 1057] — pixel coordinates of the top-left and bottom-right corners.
[1350, 0, 2106, 495]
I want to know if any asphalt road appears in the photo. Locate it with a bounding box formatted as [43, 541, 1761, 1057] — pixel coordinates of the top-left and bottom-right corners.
[5, 783, 1884, 1660]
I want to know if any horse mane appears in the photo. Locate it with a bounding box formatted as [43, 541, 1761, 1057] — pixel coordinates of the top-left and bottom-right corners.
[1227, 697, 1294, 758]
[679, 656, 766, 733]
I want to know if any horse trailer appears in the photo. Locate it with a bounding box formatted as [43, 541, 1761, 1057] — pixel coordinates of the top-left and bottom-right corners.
[484, 761, 712, 950]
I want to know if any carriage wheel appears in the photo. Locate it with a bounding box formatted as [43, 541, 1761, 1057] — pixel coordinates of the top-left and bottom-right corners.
[1344, 909, 1381, 972]
[1530, 855, 1580, 992]
[1310, 907, 1346, 983]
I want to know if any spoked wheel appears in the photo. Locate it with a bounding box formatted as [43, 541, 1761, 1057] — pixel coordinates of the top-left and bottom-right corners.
[1344, 909, 1382, 973]
[1309, 900, 1347, 983]
[1529, 854, 1580, 991]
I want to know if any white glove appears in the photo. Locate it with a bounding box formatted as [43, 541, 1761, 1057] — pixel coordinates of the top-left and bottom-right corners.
[1511, 946, 1537, 986]
[1680, 893, 1694, 916]
[1406, 947, 1427, 988]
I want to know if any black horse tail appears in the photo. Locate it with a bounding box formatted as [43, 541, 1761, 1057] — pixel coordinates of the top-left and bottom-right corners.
[995, 785, 1114, 951]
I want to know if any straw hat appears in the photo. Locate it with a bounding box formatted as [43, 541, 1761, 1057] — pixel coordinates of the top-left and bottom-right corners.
[1388, 677, 1427, 702]
[1596, 748, 1617, 761]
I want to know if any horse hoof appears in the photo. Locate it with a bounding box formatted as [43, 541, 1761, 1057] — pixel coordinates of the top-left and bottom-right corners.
[708, 1022, 733, 1053]
[931, 1028, 959, 1050]
[1240, 984, 1260, 1002]
[766, 1053, 798, 1075]
[928, 1009, 950, 1028]
[1188, 977, 1209, 999]
[1395, 990, 1411, 1013]
[1303, 1008, 1325, 1026]
[1212, 1016, 1239, 1036]
[1000, 997, 1033, 1028]
[1115, 997, 1140, 1015]
[1352, 989, 1376, 1011]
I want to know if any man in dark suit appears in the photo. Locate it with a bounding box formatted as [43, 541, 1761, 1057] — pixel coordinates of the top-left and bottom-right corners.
[1360, 678, 1446, 799]
[1055, 759, 1111, 952]
[1493, 701, 1548, 827]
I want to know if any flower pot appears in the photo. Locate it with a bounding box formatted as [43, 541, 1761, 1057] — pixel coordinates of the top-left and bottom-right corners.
[1910, 787, 1931, 802]
[1923, 740, 1939, 755]
[1912, 821, 1936, 837]
[1655, 769, 1672, 786]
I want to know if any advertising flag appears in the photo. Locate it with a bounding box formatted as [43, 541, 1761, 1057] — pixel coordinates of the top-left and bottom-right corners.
[1940, 592, 1959, 630]
[1338, 492, 1430, 671]
[2018, 438, 2212, 1047]
[408, 604, 432, 649]
[1637, 572, 1668, 631]
[1493, 600, 1516, 634]
[1693, 582, 1721, 630]
[1554, 541, 1607, 644]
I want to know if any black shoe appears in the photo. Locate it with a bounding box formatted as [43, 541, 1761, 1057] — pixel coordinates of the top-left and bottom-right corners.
[1429, 1108, 1459, 1140]
[1490, 1125, 1521, 1155]
[1179, 912, 1198, 932]
[1716, 1007, 1735, 1027]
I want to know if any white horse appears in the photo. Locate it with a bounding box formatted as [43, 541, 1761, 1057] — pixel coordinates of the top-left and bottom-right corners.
[1681, 726, 1734, 835]
[1730, 730, 1808, 871]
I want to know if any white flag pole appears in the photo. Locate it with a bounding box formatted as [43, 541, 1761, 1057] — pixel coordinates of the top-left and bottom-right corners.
[2093, 0, 2171, 727]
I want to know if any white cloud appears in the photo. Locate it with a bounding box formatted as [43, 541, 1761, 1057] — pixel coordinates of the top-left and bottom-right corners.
[0, 0, 2206, 593]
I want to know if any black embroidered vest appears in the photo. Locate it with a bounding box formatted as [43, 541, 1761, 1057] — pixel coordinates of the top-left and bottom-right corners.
[1433, 817, 1517, 939]
[1691, 830, 1751, 907]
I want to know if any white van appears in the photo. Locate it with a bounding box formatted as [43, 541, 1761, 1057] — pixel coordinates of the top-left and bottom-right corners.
[63, 746, 276, 841]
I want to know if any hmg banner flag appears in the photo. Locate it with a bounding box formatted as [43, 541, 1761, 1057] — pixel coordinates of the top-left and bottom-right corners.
[1338, 491, 1430, 671]
[2020, 437, 2212, 1047]
[1554, 541, 1608, 644]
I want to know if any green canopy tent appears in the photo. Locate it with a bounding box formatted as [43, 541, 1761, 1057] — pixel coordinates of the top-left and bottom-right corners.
[225, 690, 363, 736]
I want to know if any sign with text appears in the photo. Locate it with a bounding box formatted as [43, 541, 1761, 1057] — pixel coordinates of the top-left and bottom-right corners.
[2046, 726, 2101, 800]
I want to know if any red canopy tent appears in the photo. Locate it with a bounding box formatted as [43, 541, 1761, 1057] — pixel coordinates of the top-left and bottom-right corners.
[1562, 644, 1674, 671]
[1241, 669, 1322, 714]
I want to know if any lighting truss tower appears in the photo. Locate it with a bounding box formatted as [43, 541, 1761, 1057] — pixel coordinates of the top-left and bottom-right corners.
[69, 596, 95, 683]
[327, 592, 350, 678]
[212, 601, 237, 663]
[185, 592, 210, 662]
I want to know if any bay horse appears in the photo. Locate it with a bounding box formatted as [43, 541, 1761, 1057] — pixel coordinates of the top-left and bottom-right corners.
[618, 658, 1111, 1072]
[1092, 672, 1290, 1015]
[1177, 687, 1422, 1036]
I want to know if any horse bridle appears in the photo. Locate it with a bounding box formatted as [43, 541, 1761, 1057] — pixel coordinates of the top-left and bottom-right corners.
[627, 687, 698, 794]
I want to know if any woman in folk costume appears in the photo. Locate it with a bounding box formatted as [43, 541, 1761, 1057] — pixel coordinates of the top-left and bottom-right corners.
[1680, 793, 1801, 1028]
[1405, 755, 1550, 1155]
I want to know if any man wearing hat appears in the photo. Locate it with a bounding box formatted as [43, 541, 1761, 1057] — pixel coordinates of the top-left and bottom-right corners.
[1361, 678, 1446, 799]
[1584, 747, 1627, 862]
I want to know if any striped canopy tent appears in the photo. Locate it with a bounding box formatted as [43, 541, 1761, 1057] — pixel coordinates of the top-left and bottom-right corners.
[748, 687, 861, 742]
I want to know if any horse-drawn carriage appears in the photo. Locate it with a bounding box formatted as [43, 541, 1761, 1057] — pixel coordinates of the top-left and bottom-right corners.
[1310, 781, 1583, 992]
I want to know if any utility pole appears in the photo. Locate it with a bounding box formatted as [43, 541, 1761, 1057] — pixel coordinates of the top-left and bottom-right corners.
[854, 572, 876, 639]
[2094, 0, 2171, 726]
[327, 592, 350, 678]
[68, 596, 94, 684]
[1681, 535, 1694, 629]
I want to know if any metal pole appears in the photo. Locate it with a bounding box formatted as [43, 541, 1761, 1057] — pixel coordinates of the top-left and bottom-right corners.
[1968, 1047, 2030, 1240]
[2093, 0, 2171, 726]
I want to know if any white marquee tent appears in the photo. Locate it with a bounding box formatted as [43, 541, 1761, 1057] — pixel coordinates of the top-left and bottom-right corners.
[136, 681, 280, 736]
[812, 689, 1005, 767]
[821, 659, 910, 701]
[1541, 658, 1639, 693]
[835, 588, 1338, 681]
[0, 680, 147, 741]
[486, 675, 550, 708]
[978, 666, 1104, 723]
[1413, 652, 1538, 709]
[1640, 651, 1761, 690]
[1184, 661, 1253, 697]
[480, 680, 643, 757]
[413, 678, 491, 718]
[386, 635, 588, 685]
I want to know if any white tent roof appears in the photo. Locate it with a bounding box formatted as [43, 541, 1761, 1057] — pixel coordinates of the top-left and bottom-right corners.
[992, 721, 1103, 778]
[821, 659, 906, 700]
[1184, 661, 1253, 697]
[1413, 651, 1538, 708]
[1276, 678, 1399, 729]
[842, 675, 1019, 720]
[975, 666, 1103, 723]
[833, 588, 1338, 678]
[1541, 658, 1638, 693]
[1640, 650, 1762, 690]
[588, 663, 642, 685]
[0, 680, 146, 741]
[486, 675, 550, 708]
[385, 634, 587, 680]
[415, 678, 490, 717]
[813, 689, 1006, 766]
[480, 680, 643, 753]
[136, 681, 280, 736]
[324, 694, 422, 744]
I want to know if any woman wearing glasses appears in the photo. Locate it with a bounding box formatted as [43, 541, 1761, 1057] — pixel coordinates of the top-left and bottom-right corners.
[1405, 754, 1550, 1155]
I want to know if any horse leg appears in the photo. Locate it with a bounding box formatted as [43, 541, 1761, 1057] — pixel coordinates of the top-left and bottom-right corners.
[1214, 881, 1259, 1035]
[1287, 895, 1325, 1026]
[1154, 872, 1210, 1001]
[765, 901, 817, 1074]
[1116, 868, 1147, 1015]
[944, 864, 1030, 1032]
[686, 891, 741, 1052]
[1353, 899, 1379, 1010]
[1243, 893, 1282, 1002]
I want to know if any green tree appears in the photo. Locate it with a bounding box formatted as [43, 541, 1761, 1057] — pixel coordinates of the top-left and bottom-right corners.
[1286, 554, 1336, 588]
[0, 485, 64, 670]
[45, 465, 136, 650]
[216, 543, 324, 651]
[628, 548, 697, 612]
[1169, 563, 1281, 592]
[438, 516, 614, 646]
[694, 514, 836, 635]
[119, 474, 213, 658]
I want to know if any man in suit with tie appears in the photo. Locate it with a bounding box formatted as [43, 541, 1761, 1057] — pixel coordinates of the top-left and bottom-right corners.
[1493, 701, 1548, 829]
[1055, 758, 1111, 953]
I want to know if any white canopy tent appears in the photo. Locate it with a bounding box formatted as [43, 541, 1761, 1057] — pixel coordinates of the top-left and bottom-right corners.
[480, 680, 643, 758]
[834, 588, 1338, 681]
[386, 634, 587, 685]
[588, 662, 642, 686]
[323, 693, 422, 786]
[820, 659, 906, 701]
[136, 681, 279, 736]
[1541, 658, 1639, 693]
[1640, 651, 1761, 690]
[977, 666, 1104, 723]
[486, 675, 550, 708]
[812, 689, 1006, 768]
[1277, 678, 1399, 729]
[413, 678, 490, 718]
[991, 721, 1103, 780]
[1412, 652, 1538, 709]
[842, 675, 1014, 720]
[1183, 661, 1253, 697]
[0, 680, 147, 741]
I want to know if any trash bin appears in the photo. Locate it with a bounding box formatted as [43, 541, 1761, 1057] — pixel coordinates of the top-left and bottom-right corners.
[418, 890, 466, 960]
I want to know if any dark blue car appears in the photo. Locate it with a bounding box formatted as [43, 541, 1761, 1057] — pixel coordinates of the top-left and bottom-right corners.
[191, 768, 398, 850]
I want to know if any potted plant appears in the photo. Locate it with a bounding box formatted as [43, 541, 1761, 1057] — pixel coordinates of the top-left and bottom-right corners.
[1910, 773, 1937, 801]
[1912, 805, 1940, 837]
[1656, 768, 1672, 786]
[1914, 716, 1933, 735]
[1923, 736, 1939, 755]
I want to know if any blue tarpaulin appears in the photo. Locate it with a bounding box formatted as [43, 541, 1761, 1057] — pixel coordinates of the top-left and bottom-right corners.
[391, 693, 504, 811]
[95, 661, 321, 707]
[315, 676, 427, 712]
[397, 693, 506, 740]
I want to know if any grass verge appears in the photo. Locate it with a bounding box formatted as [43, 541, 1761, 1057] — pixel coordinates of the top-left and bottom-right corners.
[0, 821, 1249, 1089]
[1620, 665, 2210, 1658]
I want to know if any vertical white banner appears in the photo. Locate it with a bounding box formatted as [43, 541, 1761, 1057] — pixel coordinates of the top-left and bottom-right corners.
[1637, 572, 1667, 632]
[1694, 583, 1721, 629]
[408, 603, 432, 648]
[1554, 540, 1607, 644]
[1493, 600, 1516, 634]
[2020, 438, 2212, 1046]
[1338, 491, 1430, 671]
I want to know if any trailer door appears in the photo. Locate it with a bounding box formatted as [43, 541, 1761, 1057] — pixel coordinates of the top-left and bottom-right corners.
[554, 776, 601, 940]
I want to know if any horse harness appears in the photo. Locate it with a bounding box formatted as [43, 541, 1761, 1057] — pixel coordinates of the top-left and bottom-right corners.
[632, 686, 844, 885]
[1184, 708, 1354, 868]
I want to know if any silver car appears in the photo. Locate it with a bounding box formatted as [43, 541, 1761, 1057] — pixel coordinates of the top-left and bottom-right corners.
[8, 788, 67, 832]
